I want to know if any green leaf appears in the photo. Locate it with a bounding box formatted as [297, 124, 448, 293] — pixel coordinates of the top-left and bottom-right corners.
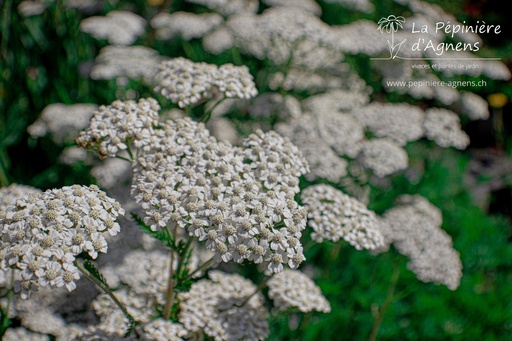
[82, 259, 109, 288]
[131, 212, 172, 248]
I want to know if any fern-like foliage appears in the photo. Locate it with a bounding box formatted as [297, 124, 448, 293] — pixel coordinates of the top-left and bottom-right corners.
[131, 212, 173, 248]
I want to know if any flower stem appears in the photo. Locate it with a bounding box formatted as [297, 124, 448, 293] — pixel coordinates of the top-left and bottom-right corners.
[236, 276, 271, 308]
[182, 256, 215, 282]
[74, 260, 135, 330]
[163, 248, 175, 320]
[368, 266, 400, 341]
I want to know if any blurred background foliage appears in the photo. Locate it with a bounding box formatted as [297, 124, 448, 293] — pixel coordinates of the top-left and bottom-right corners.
[1, 0, 511, 340]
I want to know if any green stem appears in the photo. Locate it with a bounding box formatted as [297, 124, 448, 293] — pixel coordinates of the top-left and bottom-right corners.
[0, 157, 9, 187]
[74, 260, 135, 331]
[163, 248, 176, 320]
[200, 97, 226, 123]
[236, 276, 271, 308]
[182, 256, 215, 282]
[114, 155, 133, 163]
[368, 266, 400, 341]
[1, 0, 12, 61]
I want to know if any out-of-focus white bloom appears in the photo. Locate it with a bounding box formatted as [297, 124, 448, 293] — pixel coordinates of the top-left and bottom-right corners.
[76, 98, 160, 159]
[206, 116, 241, 144]
[330, 20, 386, 55]
[268, 64, 367, 93]
[262, 0, 322, 16]
[186, 0, 259, 17]
[249, 93, 302, 119]
[323, 0, 374, 13]
[91, 158, 132, 189]
[178, 271, 269, 341]
[140, 319, 190, 341]
[359, 138, 409, 177]
[303, 89, 370, 114]
[151, 12, 223, 41]
[3, 327, 50, 341]
[378, 195, 463, 290]
[423, 108, 469, 149]
[275, 115, 349, 182]
[59, 147, 91, 165]
[267, 269, 330, 313]
[458, 92, 489, 120]
[316, 111, 365, 158]
[0, 185, 124, 298]
[202, 27, 235, 55]
[27, 103, 97, 145]
[154, 57, 257, 108]
[90, 46, 164, 81]
[227, 7, 337, 67]
[0, 184, 41, 210]
[355, 103, 425, 146]
[301, 184, 384, 250]
[17, 1, 46, 17]
[80, 11, 146, 46]
[91, 289, 153, 336]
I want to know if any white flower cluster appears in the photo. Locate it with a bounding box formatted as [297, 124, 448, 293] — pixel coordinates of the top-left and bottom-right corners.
[0, 185, 124, 298]
[423, 108, 469, 150]
[276, 116, 349, 182]
[267, 269, 331, 313]
[90, 46, 164, 81]
[27, 103, 97, 145]
[378, 195, 462, 290]
[2, 327, 49, 341]
[0, 184, 41, 210]
[458, 92, 490, 120]
[91, 289, 154, 336]
[262, 0, 322, 16]
[80, 11, 146, 46]
[151, 12, 223, 41]
[301, 184, 384, 250]
[131, 117, 309, 273]
[203, 27, 235, 54]
[76, 98, 160, 159]
[154, 57, 258, 108]
[359, 138, 409, 177]
[249, 93, 302, 119]
[226, 7, 336, 67]
[178, 271, 269, 341]
[186, 0, 259, 17]
[356, 103, 425, 146]
[102, 249, 198, 306]
[330, 20, 386, 55]
[141, 319, 190, 341]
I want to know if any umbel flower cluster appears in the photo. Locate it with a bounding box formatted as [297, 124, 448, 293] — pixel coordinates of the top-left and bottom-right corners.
[0, 185, 124, 298]
[301, 184, 384, 250]
[78, 97, 310, 274]
[154, 57, 259, 107]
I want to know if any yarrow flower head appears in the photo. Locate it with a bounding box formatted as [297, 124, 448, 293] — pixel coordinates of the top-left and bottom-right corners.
[301, 184, 384, 250]
[76, 98, 160, 159]
[178, 271, 269, 341]
[0, 185, 124, 298]
[377, 195, 463, 290]
[267, 269, 331, 313]
[0, 184, 41, 210]
[154, 57, 258, 108]
[130, 117, 309, 274]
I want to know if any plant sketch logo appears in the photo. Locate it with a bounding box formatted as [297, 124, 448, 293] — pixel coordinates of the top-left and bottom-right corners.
[374, 14, 502, 61]
[377, 15, 407, 59]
